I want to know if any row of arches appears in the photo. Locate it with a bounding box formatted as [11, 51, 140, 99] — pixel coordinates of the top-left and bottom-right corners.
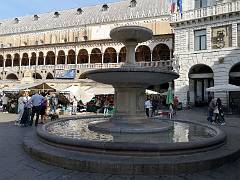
[188, 63, 240, 106]
[5, 72, 54, 80]
[0, 44, 171, 67]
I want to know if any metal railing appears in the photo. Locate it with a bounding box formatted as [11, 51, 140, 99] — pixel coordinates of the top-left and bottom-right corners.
[171, 1, 240, 22]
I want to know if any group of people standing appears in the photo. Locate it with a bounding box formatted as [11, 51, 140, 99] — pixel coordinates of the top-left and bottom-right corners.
[16, 91, 58, 127]
[207, 98, 225, 125]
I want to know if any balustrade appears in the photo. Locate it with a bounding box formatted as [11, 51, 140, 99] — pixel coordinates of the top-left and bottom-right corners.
[171, 1, 240, 22]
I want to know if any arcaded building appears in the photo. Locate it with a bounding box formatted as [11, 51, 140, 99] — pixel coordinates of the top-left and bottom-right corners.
[0, 0, 174, 90]
[172, 0, 240, 111]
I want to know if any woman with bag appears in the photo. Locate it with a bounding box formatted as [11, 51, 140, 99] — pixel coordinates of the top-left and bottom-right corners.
[216, 98, 225, 125]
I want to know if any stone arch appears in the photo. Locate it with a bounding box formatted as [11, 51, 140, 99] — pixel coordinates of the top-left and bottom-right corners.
[5, 54, 12, 67]
[0, 55, 4, 67]
[229, 62, 240, 86]
[119, 47, 126, 63]
[90, 48, 102, 63]
[188, 64, 214, 106]
[57, 50, 65, 64]
[32, 73, 42, 79]
[152, 43, 170, 61]
[6, 73, 18, 80]
[21, 53, 29, 66]
[135, 45, 151, 62]
[38, 52, 44, 65]
[77, 49, 88, 64]
[13, 54, 20, 66]
[30, 52, 37, 66]
[103, 47, 117, 63]
[67, 49, 76, 64]
[46, 72, 54, 79]
[46, 51, 55, 65]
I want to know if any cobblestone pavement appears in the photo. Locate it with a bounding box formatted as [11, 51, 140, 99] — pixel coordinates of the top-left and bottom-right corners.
[0, 110, 240, 180]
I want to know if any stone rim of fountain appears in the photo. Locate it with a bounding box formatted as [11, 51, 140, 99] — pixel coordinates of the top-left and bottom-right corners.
[37, 117, 226, 153]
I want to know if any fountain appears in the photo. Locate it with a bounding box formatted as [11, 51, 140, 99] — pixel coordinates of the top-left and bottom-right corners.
[24, 26, 230, 175]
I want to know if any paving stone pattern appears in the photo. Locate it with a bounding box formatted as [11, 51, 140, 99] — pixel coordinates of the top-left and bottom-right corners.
[0, 110, 239, 180]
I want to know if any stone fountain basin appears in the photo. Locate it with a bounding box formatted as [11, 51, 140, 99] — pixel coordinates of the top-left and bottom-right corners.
[110, 26, 153, 43]
[80, 67, 179, 85]
[37, 117, 226, 153]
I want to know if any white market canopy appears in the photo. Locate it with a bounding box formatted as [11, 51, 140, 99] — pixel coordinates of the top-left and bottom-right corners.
[3, 82, 55, 93]
[206, 84, 240, 92]
[60, 84, 161, 104]
[59, 85, 93, 104]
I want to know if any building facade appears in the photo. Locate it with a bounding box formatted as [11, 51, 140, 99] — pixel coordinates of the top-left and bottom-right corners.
[172, 0, 240, 110]
[0, 0, 175, 90]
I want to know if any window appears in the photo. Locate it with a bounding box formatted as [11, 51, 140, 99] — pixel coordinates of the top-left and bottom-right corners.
[194, 29, 206, 51]
[195, 0, 208, 9]
[130, 0, 137, 8]
[237, 24, 240, 47]
[102, 4, 109, 11]
[212, 25, 232, 49]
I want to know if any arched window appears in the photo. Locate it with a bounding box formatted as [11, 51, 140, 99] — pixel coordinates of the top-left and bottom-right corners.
[135, 45, 151, 62]
[13, 54, 20, 66]
[77, 49, 88, 64]
[5, 54, 12, 67]
[0, 55, 3, 67]
[119, 47, 126, 63]
[38, 52, 44, 65]
[67, 49, 76, 64]
[90, 48, 102, 63]
[6, 73, 18, 80]
[46, 51, 55, 65]
[229, 63, 240, 86]
[46, 73, 54, 79]
[104, 47, 117, 63]
[152, 44, 170, 61]
[30, 52, 37, 66]
[57, 50, 65, 64]
[21, 53, 29, 66]
[32, 73, 42, 79]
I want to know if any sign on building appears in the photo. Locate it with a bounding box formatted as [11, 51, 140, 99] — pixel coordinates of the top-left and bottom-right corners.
[55, 69, 76, 79]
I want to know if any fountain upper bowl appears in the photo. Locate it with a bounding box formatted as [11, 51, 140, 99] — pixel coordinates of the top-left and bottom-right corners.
[80, 67, 179, 85]
[110, 26, 153, 43]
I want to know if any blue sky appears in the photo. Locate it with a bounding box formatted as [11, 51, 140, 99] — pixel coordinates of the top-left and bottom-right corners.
[0, 0, 120, 20]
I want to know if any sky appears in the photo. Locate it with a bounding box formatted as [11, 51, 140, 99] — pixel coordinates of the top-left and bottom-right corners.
[0, 0, 121, 20]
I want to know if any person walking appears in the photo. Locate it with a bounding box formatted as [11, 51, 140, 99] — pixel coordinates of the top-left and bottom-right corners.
[2, 94, 9, 113]
[215, 98, 225, 125]
[20, 91, 31, 127]
[144, 98, 152, 117]
[103, 100, 109, 116]
[16, 91, 26, 125]
[72, 96, 78, 115]
[207, 98, 215, 123]
[50, 93, 58, 114]
[39, 92, 48, 124]
[29, 92, 44, 126]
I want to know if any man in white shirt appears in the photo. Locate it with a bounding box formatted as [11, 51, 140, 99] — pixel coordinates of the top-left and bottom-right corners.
[2, 94, 9, 113]
[144, 98, 152, 117]
[29, 92, 44, 126]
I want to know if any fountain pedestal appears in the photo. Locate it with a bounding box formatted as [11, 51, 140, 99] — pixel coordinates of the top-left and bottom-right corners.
[82, 26, 179, 133]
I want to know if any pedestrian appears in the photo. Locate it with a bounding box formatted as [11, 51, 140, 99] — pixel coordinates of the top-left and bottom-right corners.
[40, 92, 48, 124]
[207, 98, 215, 123]
[173, 96, 179, 115]
[16, 91, 25, 125]
[144, 97, 152, 117]
[103, 100, 109, 116]
[19, 91, 30, 127]
[29, 91, 44, 126]
[50, 93, 58, 114]
[2, 94, 9, 113]
[151, 97, 158, 117]
[215, 98, 225, 125]
[72, 96, 78, 115]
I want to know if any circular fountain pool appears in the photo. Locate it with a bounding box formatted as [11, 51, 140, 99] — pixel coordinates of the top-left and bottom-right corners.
[37, 117, 226, 153]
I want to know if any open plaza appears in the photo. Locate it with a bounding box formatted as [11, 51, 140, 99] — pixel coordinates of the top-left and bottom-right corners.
[0, 0, 239, 179]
